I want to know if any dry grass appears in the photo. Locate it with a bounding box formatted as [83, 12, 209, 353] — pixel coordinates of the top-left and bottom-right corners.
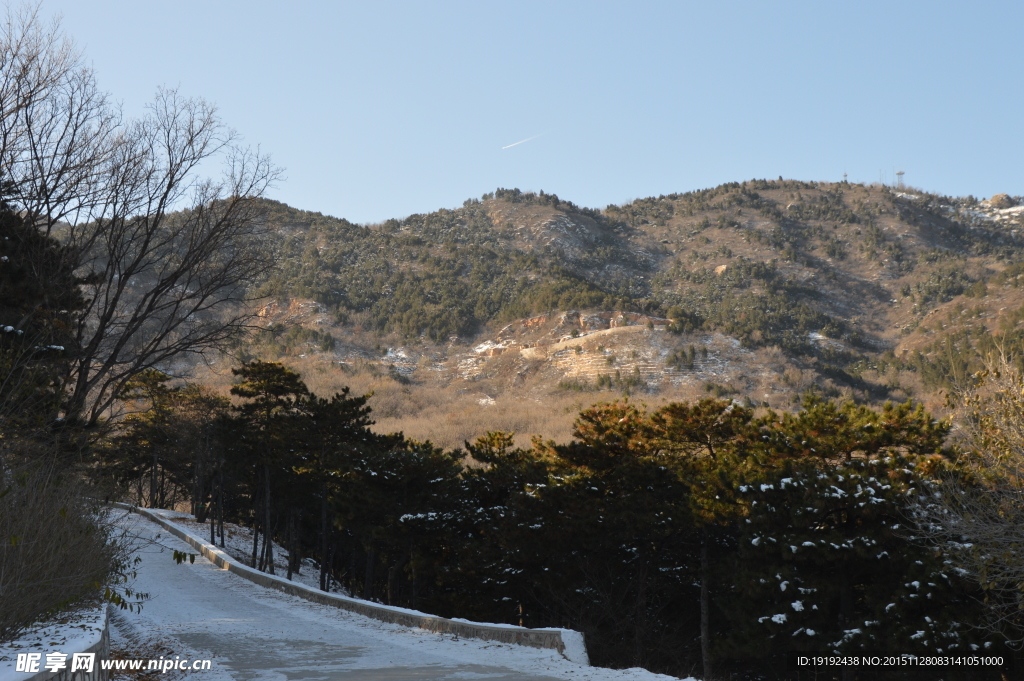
[190, 351, 730, 451]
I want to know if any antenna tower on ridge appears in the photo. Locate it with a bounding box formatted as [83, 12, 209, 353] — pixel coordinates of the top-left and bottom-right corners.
[896, 170, 905, 189]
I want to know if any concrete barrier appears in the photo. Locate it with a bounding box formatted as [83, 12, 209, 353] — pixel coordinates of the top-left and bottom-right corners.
[113, 503, 589, 665]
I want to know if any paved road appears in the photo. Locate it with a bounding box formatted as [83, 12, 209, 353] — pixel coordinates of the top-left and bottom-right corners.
[116, 512, 676, 681]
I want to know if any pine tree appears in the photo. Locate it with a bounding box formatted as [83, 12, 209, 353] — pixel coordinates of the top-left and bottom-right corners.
[229, 361, 308, 573]
[291, 388, 377, 590]
[517, 403, 694, 670]
[649, 398, 757, 679]
[339, 439, 459, 604]
[722, 400, 990, 676]
[0, 188, 82, 442]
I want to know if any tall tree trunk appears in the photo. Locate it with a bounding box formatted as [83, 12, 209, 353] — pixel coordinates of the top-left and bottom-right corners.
[250, 477, 261, 568]
[387, 549, 410, 606]
[264, 463, 274, 574]
[286, 508, 294, 581]
[286, 510, 293, 580]
[292, 509, 302, 575]
[260, 517, 272, 572]
[257, 523, 266, 571]
[327, 539, 336, 593]
[700, 531, 713, 681]
[364, 546, 376, 601]
[210, 488, 216, 545]
[150, 451, 157, 508]
[159, 465, 166, 509]
[320, 481, 329, 591]
[191, 453, 200, 518]
[217, 469, 225, 548]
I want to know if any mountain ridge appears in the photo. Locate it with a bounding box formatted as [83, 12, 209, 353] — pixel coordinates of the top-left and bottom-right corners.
[200, 180, 1024, 447]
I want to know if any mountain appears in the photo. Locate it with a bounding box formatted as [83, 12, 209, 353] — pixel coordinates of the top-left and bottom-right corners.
[202, 181, 1024, 448]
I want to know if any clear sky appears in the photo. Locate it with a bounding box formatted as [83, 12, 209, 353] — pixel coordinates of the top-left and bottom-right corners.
[35, 0, 1024, 224]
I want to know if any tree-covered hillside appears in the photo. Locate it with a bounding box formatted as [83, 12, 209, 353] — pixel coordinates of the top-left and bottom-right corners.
[254, 193, 629, 342]
[249, 181, 1024, 402]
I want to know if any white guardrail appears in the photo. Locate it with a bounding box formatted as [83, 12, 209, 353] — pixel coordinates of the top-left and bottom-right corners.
[113, 503, 589, 665]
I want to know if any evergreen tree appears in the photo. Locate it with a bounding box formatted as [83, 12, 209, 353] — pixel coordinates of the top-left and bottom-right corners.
[0, 187, 82, 444]
[93, 372, 229, 510]
[520, 403, 695, 670]
[229, 361, 308, 573]
[437, 432, 551, 622]
[339, 439, 460, 604]
[721, 399, 992, 678]
[648, 398, 757, 679]
[291, 388, 378, 590]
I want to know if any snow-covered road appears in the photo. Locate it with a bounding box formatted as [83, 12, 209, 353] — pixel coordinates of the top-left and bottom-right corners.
[118, 512, 687, 681]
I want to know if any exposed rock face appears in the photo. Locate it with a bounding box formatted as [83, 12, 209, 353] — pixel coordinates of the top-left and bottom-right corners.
[990, 193, 1015, 209]
[257, 299, 331, 325]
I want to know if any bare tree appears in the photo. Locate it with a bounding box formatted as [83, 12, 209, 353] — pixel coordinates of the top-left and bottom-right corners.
[912, 360, 1024, 640]
[0, 4, 120, 233]
[62, 89, 278, 424]
[0, 6, 280, 426]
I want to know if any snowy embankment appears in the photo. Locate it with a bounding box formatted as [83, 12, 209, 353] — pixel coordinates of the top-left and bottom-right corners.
[114, 506, 692, 681]
[0, 606, 107, 681]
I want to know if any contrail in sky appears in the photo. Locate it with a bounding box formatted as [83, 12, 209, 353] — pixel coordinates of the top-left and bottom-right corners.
[502, 134, 542, 150]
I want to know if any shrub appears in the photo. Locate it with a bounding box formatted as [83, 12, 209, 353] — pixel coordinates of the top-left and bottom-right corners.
[0, 462, 139, 642]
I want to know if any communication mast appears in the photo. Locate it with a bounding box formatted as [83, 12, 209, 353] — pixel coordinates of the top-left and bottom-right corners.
[896, 170, 905, 189]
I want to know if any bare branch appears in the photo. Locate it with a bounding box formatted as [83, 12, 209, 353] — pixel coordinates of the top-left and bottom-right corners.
[0, 8, 281, 426]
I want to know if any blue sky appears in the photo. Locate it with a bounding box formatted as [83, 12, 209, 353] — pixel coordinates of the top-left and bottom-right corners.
[40, 1, 1024, 224]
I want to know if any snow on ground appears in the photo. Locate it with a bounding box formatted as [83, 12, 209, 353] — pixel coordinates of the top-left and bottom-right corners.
[155, 510, 330, 594]
[473, 340, 508, 354]
[0, 607, 106, 681]
[116, 510, 692, 681]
